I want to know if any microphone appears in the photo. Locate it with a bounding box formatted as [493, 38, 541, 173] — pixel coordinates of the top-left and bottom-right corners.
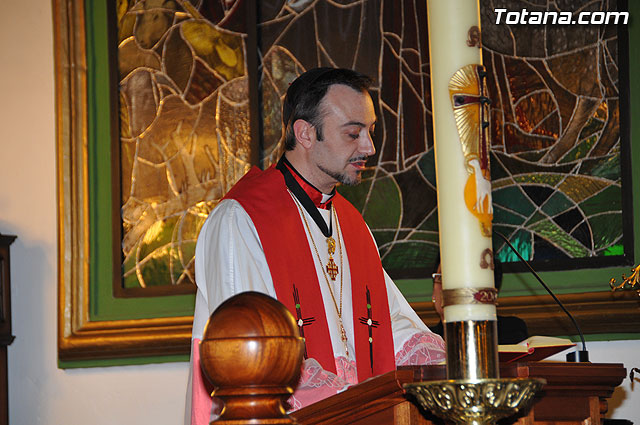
[493, 231, 589, 362]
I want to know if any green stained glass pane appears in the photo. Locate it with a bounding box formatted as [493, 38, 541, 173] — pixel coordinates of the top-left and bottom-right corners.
[372, 231, 397, 248]
[181, 212, 207, 241]
[138, 216, 179, 259]
[513, 173, 564, 187]
[418, 211, 439, 231]
[489, 153, 509, 181]
[397, 230, 411, 240]
[493, 224, 517, 256]
[382, 241, 438, 271]
[496, 229, 532, 262]
[494, 204, 526, 225]
[181, 240, 196, 265]
[418, 149, 437, 187]
[578, 117, 604, 140]
[170, 246, 183, 282]
[338, 178, 373, 213]
[123, 271, 140, 289]
[529, 220, 589, 257]
[492, 179, 511, 190]
[541, 191, 573, 217]
[123, 251, 136, 275]
[139, 251, 172, 287]
[492, 186, 536, 216]
[361, 176, 401, 229]
[409, 231, 439, 242]
[514, 151, 546, 162]
[586, 154, 621, 181]
[559, 134, 598, 164]
[558, 176, 610, 203]
[579, 185, 620, 216]
[609, 145, 620, 155]
[525, 211, 547, 226]
[589, 213, 622, 250]
[603, 244, 624, 256]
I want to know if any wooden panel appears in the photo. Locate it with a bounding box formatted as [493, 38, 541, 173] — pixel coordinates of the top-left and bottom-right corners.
[413, 290, 640, 337]
[294, 361, 627, 424]
[292, 369, 414, 425]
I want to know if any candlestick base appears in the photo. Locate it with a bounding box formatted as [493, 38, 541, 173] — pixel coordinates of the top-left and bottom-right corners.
[404, 377, 545, 425]
[445, 320, 499, 380]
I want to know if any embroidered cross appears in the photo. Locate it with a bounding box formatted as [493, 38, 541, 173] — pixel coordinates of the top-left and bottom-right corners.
[451, 66, 491, 170]
[358, 287, 380, 373]
[293, 285, 315, 359]
[326, 258, 339, 280]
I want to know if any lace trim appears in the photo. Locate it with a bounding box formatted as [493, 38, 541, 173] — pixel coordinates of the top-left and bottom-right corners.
[288, 356, 357, 410]
[394, 331, 446, 366]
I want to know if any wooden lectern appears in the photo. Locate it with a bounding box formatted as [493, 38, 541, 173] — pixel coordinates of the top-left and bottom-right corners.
[200, 293, 627, 424]
[291, 362, 627, 425]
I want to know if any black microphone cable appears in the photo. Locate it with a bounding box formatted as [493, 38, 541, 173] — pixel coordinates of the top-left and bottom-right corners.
[494, 230, 589, 362]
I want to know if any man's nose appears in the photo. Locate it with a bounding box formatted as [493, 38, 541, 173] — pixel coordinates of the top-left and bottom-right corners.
[359, 131, 376, 156]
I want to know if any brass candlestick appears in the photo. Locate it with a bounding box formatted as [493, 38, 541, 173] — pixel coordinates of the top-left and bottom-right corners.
[405, 320, 545, 424]
[404, 377, 545, 425]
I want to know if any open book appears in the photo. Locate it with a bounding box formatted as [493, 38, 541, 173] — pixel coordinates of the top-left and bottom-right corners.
[499, 336, 576, 363]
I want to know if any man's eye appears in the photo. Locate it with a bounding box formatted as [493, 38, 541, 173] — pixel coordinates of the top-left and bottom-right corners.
[348, 134, 359, 140]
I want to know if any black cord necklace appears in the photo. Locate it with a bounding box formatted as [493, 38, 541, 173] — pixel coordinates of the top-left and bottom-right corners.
[277, 156, 341, 281]
[276, 156, 334, 238]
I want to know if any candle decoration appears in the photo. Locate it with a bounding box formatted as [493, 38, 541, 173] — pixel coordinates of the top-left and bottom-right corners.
[404, 2, 545, 424]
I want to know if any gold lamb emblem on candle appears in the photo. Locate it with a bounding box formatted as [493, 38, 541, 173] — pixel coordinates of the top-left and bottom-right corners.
[448, 64, 493, 237]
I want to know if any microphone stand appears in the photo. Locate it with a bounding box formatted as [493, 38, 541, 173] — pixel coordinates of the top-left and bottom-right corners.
[494, 231, 590, 362]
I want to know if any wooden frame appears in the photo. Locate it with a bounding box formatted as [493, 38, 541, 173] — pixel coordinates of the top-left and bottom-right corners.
[414, 289, 640, 338]
[55, 0, 192, 363]
[55, 0, 640, 364]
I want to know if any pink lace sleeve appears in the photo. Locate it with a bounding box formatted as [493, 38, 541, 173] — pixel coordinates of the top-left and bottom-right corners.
[287, 357, 358, 411]
[394, 331, 446, 366]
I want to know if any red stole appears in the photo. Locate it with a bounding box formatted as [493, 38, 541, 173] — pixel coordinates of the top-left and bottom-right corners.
[224, 165, 395, 381]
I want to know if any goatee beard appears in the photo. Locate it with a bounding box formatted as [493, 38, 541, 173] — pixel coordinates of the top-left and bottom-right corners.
[318, 164, 362, 187]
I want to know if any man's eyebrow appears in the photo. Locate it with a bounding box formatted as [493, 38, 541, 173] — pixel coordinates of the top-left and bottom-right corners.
[341, 120, 376, 128]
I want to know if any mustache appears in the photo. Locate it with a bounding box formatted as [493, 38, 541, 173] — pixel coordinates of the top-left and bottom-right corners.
[348, 156, 369, 163]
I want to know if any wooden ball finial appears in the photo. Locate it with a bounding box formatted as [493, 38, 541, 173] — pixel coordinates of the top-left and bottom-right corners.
[200, 291, 305, 424]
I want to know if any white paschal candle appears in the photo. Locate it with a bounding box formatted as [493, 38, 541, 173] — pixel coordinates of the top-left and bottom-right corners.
[427, 0, 496, 323]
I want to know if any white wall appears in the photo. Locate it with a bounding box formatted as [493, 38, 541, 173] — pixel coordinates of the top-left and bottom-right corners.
[589, 341, 640, 420]
[0, 1, 189, 424]
[0, 0, 637, 424]
[547, 341, 640, 420]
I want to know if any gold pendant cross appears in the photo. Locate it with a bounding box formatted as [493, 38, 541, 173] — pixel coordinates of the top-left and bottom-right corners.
[326, 258, 339, 280]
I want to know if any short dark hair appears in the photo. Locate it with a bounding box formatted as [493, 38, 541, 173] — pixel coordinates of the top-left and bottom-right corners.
[282, 67, 373, 151]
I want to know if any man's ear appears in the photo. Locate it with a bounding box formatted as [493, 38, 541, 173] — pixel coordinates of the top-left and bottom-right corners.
[292, 119, 315, 149]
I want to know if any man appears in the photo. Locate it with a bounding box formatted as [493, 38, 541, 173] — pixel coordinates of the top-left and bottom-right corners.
[430, 258, 529, 344]
[187, 68, 445, 425]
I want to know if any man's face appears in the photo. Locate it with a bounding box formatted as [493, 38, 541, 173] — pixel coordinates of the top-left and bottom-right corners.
[432, 264, 444, 320]
[309, 84, 376, 191]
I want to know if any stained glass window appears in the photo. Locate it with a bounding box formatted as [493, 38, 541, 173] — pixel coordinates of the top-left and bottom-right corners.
[114, 0, 632, 292]
[481, 0, 631, 271]
[116, 0, 253, 294]
[258, 0, 631, 278]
